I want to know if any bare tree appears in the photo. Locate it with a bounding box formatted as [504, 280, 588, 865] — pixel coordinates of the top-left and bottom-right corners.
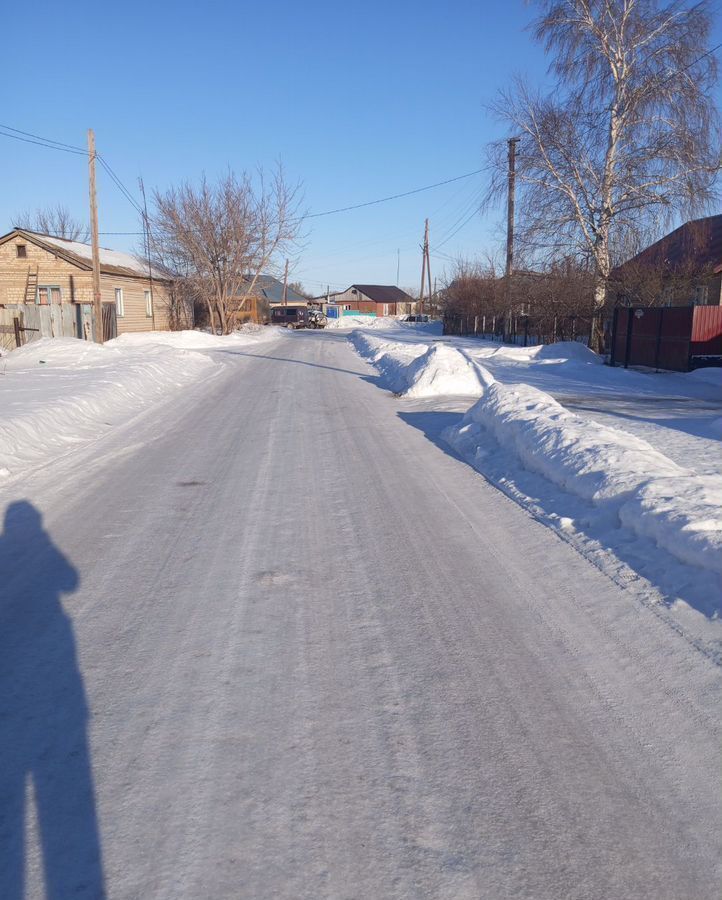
[288, 281, 312, 300]
[487, 0, 720, 349]
[14, 203, 89, 241]
[149, 166, 303, 334]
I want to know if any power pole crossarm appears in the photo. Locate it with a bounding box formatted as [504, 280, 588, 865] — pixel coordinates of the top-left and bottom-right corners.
[88, 128, 103, 343]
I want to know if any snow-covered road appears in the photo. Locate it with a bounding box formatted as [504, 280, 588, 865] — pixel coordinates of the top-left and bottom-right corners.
[2, 330, 719, 899]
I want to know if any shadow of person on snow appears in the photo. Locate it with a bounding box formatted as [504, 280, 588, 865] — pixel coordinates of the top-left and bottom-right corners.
[0, 500, 105, 899]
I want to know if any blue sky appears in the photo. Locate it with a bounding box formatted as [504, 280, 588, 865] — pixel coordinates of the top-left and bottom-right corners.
[1, 1, 718, 294]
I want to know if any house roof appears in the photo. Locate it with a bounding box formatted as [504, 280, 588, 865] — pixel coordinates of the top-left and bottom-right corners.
[0, 229, 171, 280]
[243, 274, 307, 305]
[351, 284, 414, 303]
[612, 216, 722, 279]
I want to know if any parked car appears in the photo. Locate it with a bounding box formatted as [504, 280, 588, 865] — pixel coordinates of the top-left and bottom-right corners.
[270, 306, 328, 329]
[404, 314, 430, 323]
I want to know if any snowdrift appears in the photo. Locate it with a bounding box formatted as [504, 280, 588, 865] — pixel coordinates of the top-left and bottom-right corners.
[444, 382, 722, 577]
[325, 315, 401, 330]
[349, 332, 492, 398]
[402, 344, 495, 398]
[0, 337, 219, 480]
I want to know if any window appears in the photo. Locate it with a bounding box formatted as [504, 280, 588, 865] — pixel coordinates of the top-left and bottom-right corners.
[37, 286, 61, 305]
[115, 287, 124, 317]
[144, 289, 153, 317]
[16, 244, 27, 258]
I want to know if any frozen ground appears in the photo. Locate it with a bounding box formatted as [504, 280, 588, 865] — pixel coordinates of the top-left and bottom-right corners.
[0, 328, 720, 899]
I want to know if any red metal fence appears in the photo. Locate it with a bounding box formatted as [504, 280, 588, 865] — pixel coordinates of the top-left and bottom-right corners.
[610, 305, 722, 371]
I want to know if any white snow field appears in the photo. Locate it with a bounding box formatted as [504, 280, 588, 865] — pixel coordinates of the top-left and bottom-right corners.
[0, 328, 720, 899]
[0, 327, 281, 482]
[349, 322, 722, 636]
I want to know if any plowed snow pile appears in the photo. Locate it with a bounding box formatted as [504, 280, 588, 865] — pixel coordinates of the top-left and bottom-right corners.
[402, 344, 495, 398]
[444, 381, 722, 577]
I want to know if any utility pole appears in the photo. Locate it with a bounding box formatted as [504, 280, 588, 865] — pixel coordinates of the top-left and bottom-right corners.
[138, 177, 156, 330]
[505, 137, 520, 341]
[88, 128, 103, 342]
[396, 248, 400, 287]
[282, 258, 289, 307]
[426, 223, 432, 317]
[418, 218, 429, 316]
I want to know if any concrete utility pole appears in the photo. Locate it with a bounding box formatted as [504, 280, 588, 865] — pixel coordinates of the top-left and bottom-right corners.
[88, 128, 103, 342]
[282, 258, 289, 307]
[505, 137, 520, 341]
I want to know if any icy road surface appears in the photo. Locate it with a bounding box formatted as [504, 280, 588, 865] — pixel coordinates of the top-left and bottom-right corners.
[1, 330, 719, 899]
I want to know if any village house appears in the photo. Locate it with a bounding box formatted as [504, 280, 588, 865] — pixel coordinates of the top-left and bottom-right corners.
[323, 284, 416, 317]
[0, 228, 173, 342]
[233, 274, 308, 325]
[610, 215, 722, 307]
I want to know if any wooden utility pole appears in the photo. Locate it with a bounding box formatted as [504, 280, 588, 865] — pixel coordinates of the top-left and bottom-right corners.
[88, 128, 103, 342]
[282, 258, 289, 307]
[418, 218, 429, 316]
[505, 137, 520, 341]
[139, 177, 156, 330]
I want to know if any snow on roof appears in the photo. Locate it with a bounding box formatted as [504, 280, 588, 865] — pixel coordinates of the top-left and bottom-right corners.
[23, 231, 170, 280]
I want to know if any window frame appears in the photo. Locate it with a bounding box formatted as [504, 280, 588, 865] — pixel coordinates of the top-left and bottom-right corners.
[36, 285, 62, 305]
[16, 244, 27, 258]
[144, 289, 153, 318]
[115, 287, 125, 317]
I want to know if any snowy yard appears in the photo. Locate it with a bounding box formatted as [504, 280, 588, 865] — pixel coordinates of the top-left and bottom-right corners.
[342, 319, 722, 653]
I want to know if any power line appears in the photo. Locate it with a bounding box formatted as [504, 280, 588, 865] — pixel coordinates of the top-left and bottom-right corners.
[97, 156, 144, 217]
[302, 168, 486, 219]
[0, 127, 87, 156]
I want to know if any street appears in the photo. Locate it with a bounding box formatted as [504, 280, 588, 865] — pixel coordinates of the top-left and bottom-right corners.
[1, 330, 719, 899]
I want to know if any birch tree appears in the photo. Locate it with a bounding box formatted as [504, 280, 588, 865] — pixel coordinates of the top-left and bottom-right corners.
[488, 0, 720, 349]
[150, 166, 303, 334]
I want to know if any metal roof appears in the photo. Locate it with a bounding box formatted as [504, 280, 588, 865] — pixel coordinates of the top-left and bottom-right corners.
[350, 285, 414, 303]
[612, 216, 722, 278]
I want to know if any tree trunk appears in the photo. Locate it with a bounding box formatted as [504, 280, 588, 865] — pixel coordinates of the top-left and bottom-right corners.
[205, 298, 216, 335]
[590, 272, 607, 354]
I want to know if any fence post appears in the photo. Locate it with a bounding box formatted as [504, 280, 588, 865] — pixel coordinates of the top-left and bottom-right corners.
[474, 315, 478, 334]
[523, 317, 529, 347]
[654, 307, 664, 372]
[609, 307, 619, 366]
[623, 307, 635, 368]
[13, 316, 22, 348]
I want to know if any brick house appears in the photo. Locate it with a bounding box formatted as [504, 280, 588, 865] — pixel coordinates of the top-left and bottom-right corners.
[0, 228, 173, 335]
[325, 284, 415, 317]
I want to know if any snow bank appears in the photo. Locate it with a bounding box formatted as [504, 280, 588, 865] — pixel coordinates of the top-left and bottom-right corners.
[534, 341, 603, 365]
[402, 344, 495, 398]
[325, 315, 401, 330]
[351, 332, 496, 398]
[444, 381, 722, 576]
[686, 367, 722, 387]
[0, 337, 218, 481]
[109, 324, 282, 351]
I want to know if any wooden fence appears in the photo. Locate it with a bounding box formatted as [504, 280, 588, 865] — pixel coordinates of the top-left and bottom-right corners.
[0, 303, 116, 352]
